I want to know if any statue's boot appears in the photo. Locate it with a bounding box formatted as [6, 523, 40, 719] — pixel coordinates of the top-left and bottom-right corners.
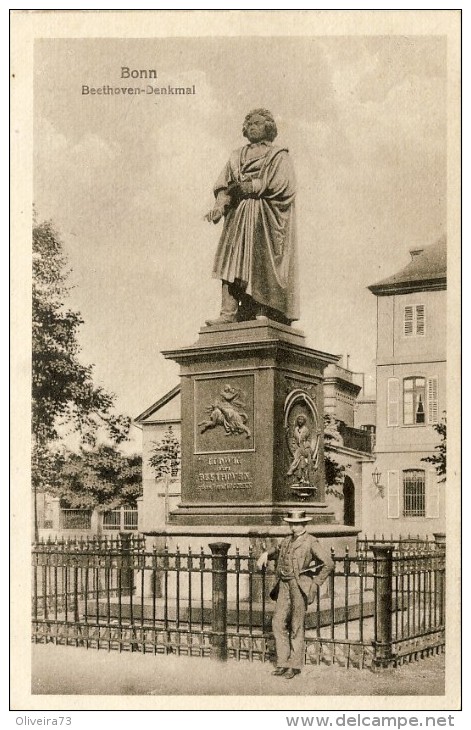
[254, 303, 272, 321]
[238, 293, 257, 322]
[205, 282, 239, 326]
[255, 303, 292, 327]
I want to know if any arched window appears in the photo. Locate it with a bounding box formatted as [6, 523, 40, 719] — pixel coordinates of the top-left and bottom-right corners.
[403, 469, 426, 517]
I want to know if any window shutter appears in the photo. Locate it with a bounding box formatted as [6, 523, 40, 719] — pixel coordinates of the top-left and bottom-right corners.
[426, 469, 440, 518]
[404, 306, 414, 336]
[427, 376, 439, 424]
[416, 305, 425, 335]
[387, 471, 400, 518]
[387, 378, 399, 426]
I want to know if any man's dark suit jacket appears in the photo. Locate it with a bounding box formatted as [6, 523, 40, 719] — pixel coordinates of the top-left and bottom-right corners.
[267, 532, 334, 605]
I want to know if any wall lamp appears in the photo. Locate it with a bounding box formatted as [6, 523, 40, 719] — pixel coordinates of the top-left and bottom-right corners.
[372, 467, 382, 487]
[372, 467, 384, 497]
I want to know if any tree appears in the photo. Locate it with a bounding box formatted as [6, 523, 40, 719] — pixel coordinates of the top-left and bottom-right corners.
[148, 427, 181, 479]
[32, 217, 131, 448]
[52, 445, 142, 510]
[422, 413, 446, 482]
[324, 415, 348, 499]
[32, 216, 132, 537]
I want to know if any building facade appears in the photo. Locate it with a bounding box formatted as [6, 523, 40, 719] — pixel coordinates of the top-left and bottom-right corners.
[364, 237, 446, 537]
[134, 385, 182, 533]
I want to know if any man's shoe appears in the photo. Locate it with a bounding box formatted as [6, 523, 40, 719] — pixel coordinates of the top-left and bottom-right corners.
[271, 667, 288, 676]
[283, 669, 301, 679]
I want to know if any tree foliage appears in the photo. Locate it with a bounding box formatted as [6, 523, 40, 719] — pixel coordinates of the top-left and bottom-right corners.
[148, 427, 181, 479]
[52, 445, 142, 510]
[324, 414, 348, 498]
[422, 413, 446, 482]
[31, 442, 66, 494]
[32, 217, 130, 448]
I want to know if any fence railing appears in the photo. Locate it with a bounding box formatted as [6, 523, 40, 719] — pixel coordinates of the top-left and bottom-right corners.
[357, 535, 439, 555]
[31, 536, 445, 669]
[35, 534, 146, 551]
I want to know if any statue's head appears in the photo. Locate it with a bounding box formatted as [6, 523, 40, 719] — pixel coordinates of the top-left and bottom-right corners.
[296, 414, 307, 427]
[242, 109, 278, 142]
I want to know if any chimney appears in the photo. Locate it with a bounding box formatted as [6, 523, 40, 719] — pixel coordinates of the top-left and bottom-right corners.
[410, 247, 424, 259]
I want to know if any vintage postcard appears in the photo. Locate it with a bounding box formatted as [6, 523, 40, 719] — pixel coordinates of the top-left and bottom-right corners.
[10, 10, 461, 714]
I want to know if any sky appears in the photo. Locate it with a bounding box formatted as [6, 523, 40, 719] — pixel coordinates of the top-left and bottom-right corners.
[33, 35, 447, 451]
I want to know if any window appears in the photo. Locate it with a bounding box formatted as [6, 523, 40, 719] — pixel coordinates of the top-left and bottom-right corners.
[102, 508, 121, 531]
[123, 505, 138, 531]
[387, 469, 439, 520]
[404, 304, 425, 337]
[403, 470, 426, 517]
[103, 505, 138, 531]
[403, 377, 426, 425]
[60, 509, 92, 530]
[389, 376, 439, 427]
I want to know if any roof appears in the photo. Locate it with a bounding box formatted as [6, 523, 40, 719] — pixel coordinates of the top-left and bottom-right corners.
[134, 384, 181, 424]
[368, 236, 446, 296]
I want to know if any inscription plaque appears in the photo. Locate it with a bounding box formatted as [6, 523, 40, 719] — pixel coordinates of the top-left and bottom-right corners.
[195, 454, 253, 494]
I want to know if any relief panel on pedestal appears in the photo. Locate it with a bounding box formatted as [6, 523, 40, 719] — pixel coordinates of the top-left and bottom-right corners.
[194, 374, 255, 454]
[191, 374, 256, 502]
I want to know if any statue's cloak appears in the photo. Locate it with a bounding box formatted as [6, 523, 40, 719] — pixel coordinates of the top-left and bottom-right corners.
[211, 143, 300, 321]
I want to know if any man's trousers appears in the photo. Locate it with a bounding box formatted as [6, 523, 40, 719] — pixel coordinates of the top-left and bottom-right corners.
[272, 578, 307, 670]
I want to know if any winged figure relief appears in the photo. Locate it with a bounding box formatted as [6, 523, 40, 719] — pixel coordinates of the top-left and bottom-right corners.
[198, 384, 251, 438]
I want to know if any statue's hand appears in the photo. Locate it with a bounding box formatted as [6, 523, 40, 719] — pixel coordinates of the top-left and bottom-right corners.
[205, 208, 223, 224]
[238, 181, 254, 196]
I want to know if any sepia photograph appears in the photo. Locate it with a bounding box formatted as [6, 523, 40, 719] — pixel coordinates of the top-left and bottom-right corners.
[10, 9, 461, 713]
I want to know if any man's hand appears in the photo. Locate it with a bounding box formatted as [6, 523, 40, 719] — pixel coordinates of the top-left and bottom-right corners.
[205, 207, 223, 224]
[256, 551, 269, 570]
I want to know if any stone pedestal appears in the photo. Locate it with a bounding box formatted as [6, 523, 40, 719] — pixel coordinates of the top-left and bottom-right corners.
[162, 318, 339, 526]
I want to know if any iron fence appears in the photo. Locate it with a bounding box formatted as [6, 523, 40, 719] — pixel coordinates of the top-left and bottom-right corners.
[59, 509, 92, 531]
[32, 536, 445, 669]
[356, 535, 438, 555]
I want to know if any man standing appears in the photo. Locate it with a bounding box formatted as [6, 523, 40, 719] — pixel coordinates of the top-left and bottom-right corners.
[205, 108, 299, 326]
[257, 509, 334, 679]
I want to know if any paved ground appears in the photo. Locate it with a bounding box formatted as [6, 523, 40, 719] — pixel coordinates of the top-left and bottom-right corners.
[32, 643, 445, 697]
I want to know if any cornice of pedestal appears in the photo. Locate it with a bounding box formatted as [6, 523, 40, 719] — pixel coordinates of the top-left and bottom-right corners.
[162, 319, 339, 371]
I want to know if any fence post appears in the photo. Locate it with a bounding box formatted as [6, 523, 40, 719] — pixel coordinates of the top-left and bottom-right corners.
[371, 544, 394, 668]
[433, 533, 446, 627]
[119, 532, 134, 594]
[209, 542, 231, 662]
